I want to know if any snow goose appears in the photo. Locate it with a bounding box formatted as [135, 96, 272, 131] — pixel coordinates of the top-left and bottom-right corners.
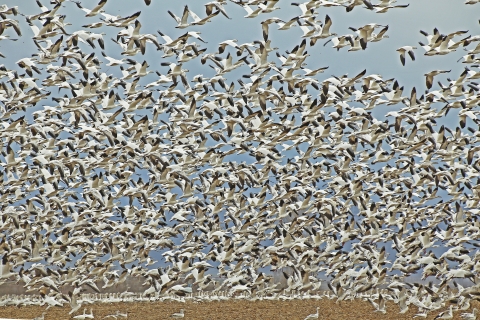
[39, 292, 63, 309]
[368, 293, 387, 314]
[414, 308, 429, 318]
[70, 30, 106, 49]
[259, 0, 280, 13]
[242, 4, 262, 18]
[67, 290, 82, 314]
[73, 308, 94, 320]
[351, 23, 385, 49]
[461, 308, 478, 320]
[434, 306, 454, 319]
[374, 4, 409, 13]
[0, 18, 22, 36]
[217, 39, 239, 54]
[168, 5, 191, 29]
[371, 25, 389, 42]
[261, 18, 282, 41]
[302, 66, 329, 76]
[0, 254, 17, 279]
[291, 2, 318, 17]
[347, 36, 363, 51]
[103, 310, 128, 319]
[189, 7, 219, 26]
[170, 308, 185, 318]
[210, 52, 245, 74]
[205, 1, 231, 19]
[25, 17, 65, 39]
[0, 4, 18, 17]
[275, 17, 299, 30]
[396, 46, 416, 66]
[424, 69, 450, 89]
[74, 0, 108, 17]
[16, 58, 41, 77]
[309, 15, 337, 46]
[303, 307, 319, 320]
[318, 0, 345, 7]
[346, 0, 369, 12]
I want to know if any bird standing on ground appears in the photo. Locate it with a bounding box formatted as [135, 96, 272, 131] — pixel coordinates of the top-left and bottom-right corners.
[170, 309, 185, 318]
[303, 307, 319, 320]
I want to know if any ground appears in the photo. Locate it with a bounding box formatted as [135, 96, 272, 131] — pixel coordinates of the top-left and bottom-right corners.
[0, 298, 475, 319]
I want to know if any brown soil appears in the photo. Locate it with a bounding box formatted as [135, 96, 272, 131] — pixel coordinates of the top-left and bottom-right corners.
[0, 299, 473, 320]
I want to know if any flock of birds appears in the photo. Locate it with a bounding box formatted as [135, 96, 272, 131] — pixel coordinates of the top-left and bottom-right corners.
[0, 0, 480, 319]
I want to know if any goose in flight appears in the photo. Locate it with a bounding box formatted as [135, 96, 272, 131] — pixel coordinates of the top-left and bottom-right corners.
[189, 7, 219, 26]
[346, 0, 370, 12]
[74, 0, 108, 17]
[0, 255, 16, 280]
[350, 23, 386, 49]
[1, 0, 480, 318]
[275, 16, 299, 30]
[0, 18, 22, 36]
[424, 69, 450, 89]
[291, 2, 318, 17]
[374, 4, 410, 13]
[308, 14, 337, 46]
[16, 57, 42, 77]
[261, 18, 282, 41]
[217, 39, 239, 54]
[242, 4, 262, 18]
[205, 1, 231, 19]
[396, 46, 416, 66]
[371, 25, 389, 42]
[324, 35, 354, 51]
[259, 0, 281, 13]
[168, 5, 191, 29]
[368, 293, 387, 314]
[101, 51, 126, 66]
[434, 305, 454, 319]
[0, 4, 18, 18]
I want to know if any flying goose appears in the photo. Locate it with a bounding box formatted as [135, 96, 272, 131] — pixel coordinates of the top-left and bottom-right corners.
[368, 293, 387, 314]
[396, 46, 416, 66]
[374, 4, 410, 13]
[74, 0, 108, 17]
[205, 1, 231, 19]
[168, 5, 191, 29]
[424, 69, 450, 89]
[189, 7, 219, 25]
[434, 306, 454, 319]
